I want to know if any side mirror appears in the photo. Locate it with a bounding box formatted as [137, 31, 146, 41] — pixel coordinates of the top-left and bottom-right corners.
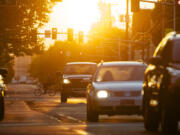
[0, 68, 8, 78]
[148, 57, 162, 65]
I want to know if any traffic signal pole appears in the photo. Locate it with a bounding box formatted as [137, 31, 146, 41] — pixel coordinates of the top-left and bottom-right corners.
[126, 0, 130, 61]
[173, 0, 176, 31]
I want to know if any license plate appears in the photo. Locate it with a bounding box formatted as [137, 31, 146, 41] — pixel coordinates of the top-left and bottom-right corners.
[120, 99, 135, 105]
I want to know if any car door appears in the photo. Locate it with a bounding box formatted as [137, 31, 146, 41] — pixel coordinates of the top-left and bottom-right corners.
[145, 38, 172, 99]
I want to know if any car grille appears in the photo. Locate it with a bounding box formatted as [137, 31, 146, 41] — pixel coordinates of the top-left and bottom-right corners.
[113, 91, 141, 97]
[69, 79, 89, 90]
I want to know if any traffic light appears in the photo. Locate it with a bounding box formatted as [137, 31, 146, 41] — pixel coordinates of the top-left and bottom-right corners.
[119, 14, 125, 22]
[78, 31, 84, 44]
[31, 29, 37, 43]
[67, 28, 73, 41]
[52, 28, 57, 40]
[178, 0, 180, 5]
[60, 49, 63, 55]
[131, 0, 140, 12]
[45, 30, 51, 38]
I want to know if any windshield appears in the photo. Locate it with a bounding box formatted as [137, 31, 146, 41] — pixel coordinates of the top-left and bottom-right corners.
[172, 39, 180, 63]
[64, 64, 97, 75]
[94, 65, 146, 82]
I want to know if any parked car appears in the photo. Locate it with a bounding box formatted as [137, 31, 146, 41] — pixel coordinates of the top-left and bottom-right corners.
[86, 61, 146, 122]
[142, 32, 180, 133]
[0, 68, 8, 121]
[61, 62, 97, 103]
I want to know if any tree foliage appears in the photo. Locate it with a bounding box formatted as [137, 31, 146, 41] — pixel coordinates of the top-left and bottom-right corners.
[0, 0, 55, 81]
[29, 41, 80, 87]
[0, 0, 54, 57]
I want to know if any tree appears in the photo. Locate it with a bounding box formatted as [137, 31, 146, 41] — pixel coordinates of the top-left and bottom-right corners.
[29, 41, 80, 88]
[0, 0, 55, 81]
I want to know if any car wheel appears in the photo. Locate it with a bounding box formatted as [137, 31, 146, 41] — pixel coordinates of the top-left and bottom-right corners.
[87, 102, 98, 122]
[161, 108, 178, 133]
[0, 97, 4, 121]
[34, 88, 43, 96]
[144, 101, 159, 131]
[47, 89, 56, 96]
[61, 93, 67, 103]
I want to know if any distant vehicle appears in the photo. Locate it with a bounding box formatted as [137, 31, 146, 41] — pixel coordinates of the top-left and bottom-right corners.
[60, 62, 97, 103]
[0, 68, 8, 121]
[19, 76, 27, 84]
[86, 61, 146, 122]
[142, 32, 180, 133]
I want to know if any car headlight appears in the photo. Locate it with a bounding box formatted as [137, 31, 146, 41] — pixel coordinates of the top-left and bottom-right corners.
[63, 79, 71, 84]
[96, 90, 108, 98]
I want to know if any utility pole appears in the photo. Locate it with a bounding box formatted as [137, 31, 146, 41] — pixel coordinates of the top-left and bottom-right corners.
[126, 0, 130, 60]
[162, 0, 165, 37]
[108, 3, 112, 28]
[173, 0, 176, 31]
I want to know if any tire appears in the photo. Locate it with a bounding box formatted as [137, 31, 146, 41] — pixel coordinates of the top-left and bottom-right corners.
[161, 108, 178, 133]
[0, 97, 4, 121]
[47, 89, 56, 96]
[144, 101, 160, 131]
[87, 102, 98, 122]
[34, 89, 43, 96]
[61, 93, 67, 103]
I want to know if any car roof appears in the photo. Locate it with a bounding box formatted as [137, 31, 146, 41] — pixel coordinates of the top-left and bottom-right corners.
[172, 35, 180, 40]
[166, 32, 180, 40]
[99, 61, 146, 67]
[66, 62, 97, 65]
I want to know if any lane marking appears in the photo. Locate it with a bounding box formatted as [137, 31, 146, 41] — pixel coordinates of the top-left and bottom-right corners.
[0, 122, 59, 127]
[74, 129, 92, 135]
[55, 113, 85, 124]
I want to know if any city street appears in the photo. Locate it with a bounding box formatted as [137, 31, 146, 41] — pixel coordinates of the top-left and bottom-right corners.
[1, 0, 180, 135]
[0, 84, 177, 135]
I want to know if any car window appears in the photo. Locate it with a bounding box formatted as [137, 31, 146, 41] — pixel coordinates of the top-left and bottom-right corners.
[161, 40, 172, 63]
[64, 64, 97, 75]
[95, 65, 146, 82]
[172, 39, 180, 63]
[153, 38, 168, 57]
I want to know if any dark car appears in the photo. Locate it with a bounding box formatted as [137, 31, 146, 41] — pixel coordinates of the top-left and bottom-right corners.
[0, 68, 8, 121]
[61, 62, 97, 103]
[142, 32, 180, 133]
[86, 61, 146, 122]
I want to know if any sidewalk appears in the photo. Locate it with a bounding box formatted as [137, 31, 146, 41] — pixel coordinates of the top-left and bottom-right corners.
[5, 84, 60, 100]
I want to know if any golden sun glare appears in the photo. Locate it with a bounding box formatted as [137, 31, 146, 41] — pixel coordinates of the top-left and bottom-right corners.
[42, 0, 154, 47]
[49, 0, 100, 34]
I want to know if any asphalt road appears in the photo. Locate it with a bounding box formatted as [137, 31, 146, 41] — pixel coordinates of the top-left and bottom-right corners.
[0, 84, 179, 135]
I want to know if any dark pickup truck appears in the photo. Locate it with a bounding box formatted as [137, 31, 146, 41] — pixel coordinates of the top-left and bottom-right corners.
[142, 32, 180, 133]
[60, 62, 97, 103]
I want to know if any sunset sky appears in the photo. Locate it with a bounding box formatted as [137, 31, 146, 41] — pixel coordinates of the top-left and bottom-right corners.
[42, 0, 154, 45]
[44, 0, 127, 33]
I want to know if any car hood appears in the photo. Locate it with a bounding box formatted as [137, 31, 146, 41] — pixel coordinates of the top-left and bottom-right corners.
[63, 74, 92, 79]
[92, 81, 143, 91]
